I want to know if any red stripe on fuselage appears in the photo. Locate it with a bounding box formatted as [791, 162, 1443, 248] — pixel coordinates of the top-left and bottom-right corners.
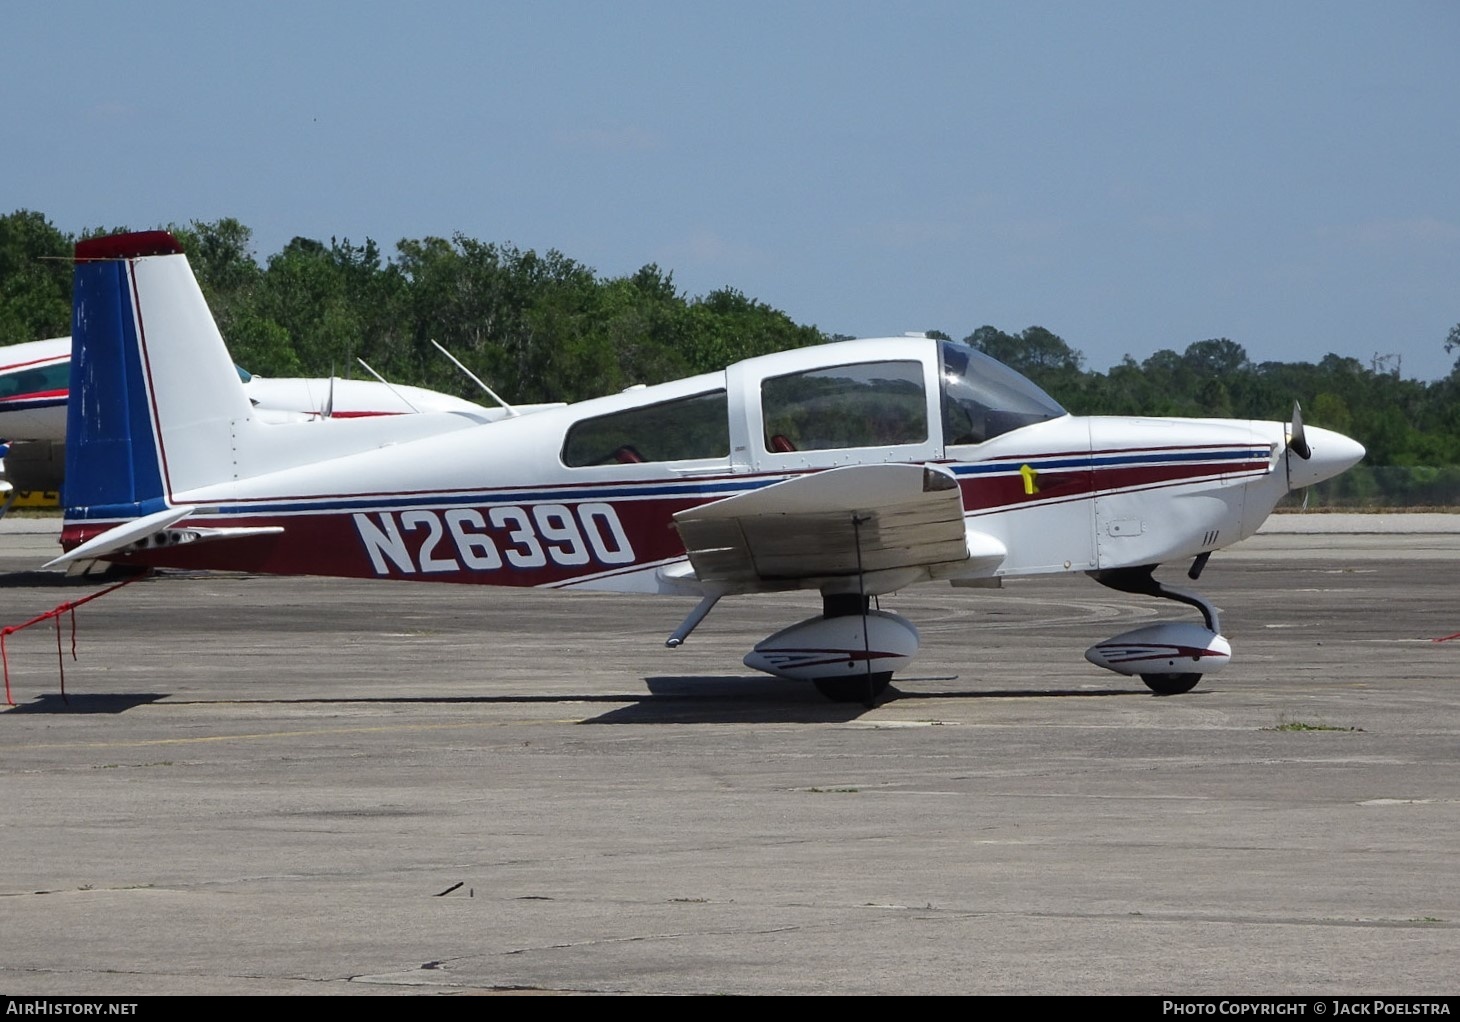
[62, 494, 708, 587]
[958, 458, 1268, 513]
[0, 358, 67, 374]
[0, 388, 66, 403]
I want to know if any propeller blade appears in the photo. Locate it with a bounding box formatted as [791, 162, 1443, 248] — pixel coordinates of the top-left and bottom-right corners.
[1288, 401, 1311, 460]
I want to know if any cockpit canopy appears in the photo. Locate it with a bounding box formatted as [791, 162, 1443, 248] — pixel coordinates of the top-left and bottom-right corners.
[557, 338, 1069, 468]
[939, 340, 1066, 446]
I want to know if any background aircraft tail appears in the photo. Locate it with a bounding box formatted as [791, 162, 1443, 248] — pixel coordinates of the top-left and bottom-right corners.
[66, 232, 255, 519]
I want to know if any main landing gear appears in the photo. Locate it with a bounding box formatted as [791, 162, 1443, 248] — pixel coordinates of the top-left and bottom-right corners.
[808, 594, 894, 705]
[742, 593, 918, 707]
[667, 591, 918, 706]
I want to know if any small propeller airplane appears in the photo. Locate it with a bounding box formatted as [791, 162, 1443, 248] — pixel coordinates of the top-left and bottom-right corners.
[0, 334, 504, 497]
[49, 230, 1364, 703]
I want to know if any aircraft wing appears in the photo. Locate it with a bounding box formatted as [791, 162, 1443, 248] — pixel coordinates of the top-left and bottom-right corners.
[673, 463, 999, 589]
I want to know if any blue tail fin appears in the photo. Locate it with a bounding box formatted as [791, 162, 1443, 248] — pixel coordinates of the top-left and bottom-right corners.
[64, 232, 182, 518]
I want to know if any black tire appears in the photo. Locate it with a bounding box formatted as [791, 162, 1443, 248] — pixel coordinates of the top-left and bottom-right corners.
[1141, 672, 1201, 696]
[813, 672, 892, 704]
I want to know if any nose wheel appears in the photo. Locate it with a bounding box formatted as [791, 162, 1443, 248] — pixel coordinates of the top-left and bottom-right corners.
[1089, 563, 1227, 695]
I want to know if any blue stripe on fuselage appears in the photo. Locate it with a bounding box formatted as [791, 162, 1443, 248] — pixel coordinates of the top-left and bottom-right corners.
[65, 476, 773, 520]
[948, 447, 1268, 477]
[0, 395, 67, 412]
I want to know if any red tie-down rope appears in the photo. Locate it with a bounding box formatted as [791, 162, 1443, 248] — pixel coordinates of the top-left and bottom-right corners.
[1, 577, 142, 706]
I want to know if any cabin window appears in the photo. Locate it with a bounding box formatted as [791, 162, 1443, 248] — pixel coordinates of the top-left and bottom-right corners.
[761, 360, 927, 453]
[561, 390, 729, 467]
[938, 340, 1066, 446]
[0, 361, 68, 397]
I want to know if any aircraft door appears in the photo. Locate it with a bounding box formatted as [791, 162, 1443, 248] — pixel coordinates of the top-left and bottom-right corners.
[732, 350, 942, 475]
[937, 340, 1095, 574]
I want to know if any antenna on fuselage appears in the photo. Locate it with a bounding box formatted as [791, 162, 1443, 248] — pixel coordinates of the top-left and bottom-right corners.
[355, 358, 421, 414]
[430, 339, 520, 418]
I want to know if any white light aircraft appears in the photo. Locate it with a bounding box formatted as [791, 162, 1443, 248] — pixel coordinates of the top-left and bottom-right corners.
[0, 335, 505, 496]
[51, 231, 1365, 703]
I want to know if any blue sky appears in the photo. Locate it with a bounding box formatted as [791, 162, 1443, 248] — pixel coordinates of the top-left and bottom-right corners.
[7, 1, 1458, 380]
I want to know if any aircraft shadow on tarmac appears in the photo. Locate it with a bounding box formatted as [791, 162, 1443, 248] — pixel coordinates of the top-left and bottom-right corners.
[585, 675, 1146, 724]
[3, 683, 875, 724]
[0, 571, 103, 589]
[1, 676, 1150, 721]
[4, 692, 169, 714]
[0, 564, 155, 588]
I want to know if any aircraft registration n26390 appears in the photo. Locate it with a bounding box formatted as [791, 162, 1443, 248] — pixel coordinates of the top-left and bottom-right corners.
[52, 231, 1365, 704]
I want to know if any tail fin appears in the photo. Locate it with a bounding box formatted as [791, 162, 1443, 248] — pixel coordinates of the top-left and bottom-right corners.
[66, 232, 253, 518]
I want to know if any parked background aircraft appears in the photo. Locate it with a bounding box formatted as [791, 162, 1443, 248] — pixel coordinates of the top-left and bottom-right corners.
[0, 334, 515, 502]
[53, 231, 1364, 703]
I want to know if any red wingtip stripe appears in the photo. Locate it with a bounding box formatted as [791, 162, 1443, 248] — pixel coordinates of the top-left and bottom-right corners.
[74, 231, 185, 263]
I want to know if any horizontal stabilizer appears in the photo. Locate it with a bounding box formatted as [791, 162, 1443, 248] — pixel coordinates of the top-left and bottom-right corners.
[45, 507, 282, 568]
[45, 506, 193, 567]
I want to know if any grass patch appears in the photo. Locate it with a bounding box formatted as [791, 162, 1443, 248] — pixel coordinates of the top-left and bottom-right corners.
[1265, 719, 1362, 733]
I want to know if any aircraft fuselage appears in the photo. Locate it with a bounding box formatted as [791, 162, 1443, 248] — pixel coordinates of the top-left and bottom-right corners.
[59, 334, 1353, 595]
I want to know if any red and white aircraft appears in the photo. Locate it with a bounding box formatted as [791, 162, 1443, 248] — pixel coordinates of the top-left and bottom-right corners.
[51, 231, 1364, 703]
[0, 334, 503, 495]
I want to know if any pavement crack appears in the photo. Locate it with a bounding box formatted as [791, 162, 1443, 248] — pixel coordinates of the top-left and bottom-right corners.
[504, 923, 801, 955]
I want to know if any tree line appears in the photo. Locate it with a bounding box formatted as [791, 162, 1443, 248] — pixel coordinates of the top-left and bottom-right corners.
[3, 209, 1456, 503]
[0, 210, 823, 406]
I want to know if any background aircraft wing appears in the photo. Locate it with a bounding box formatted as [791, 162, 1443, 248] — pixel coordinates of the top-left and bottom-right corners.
[673, 463, 987, 588]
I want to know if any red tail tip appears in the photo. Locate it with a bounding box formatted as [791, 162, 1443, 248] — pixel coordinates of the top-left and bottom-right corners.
[74, 231, 185, 263]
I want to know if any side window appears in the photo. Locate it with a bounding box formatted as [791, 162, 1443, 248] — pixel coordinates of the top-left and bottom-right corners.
[562, 390, 729, 467]
[761, 361, 927, 453]
[0, 362, 67, 397]
[37, 362, 68, 391]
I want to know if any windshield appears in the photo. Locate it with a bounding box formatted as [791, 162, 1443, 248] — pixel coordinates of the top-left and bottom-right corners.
[939, 340, 1066, 446]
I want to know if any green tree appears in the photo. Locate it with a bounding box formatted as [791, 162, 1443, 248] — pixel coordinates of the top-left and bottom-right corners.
[169, 218, 272, 370]
[0, 210, 73, 343]
[683, 288, 824, 375]
[1182, 338, 1249, 377]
